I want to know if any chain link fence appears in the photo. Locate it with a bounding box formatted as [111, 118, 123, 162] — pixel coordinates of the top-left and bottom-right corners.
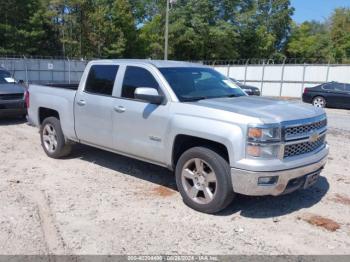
[1, 56, 349, 98]
[0, 56, 87, 84]
[198, 58, 350, 65]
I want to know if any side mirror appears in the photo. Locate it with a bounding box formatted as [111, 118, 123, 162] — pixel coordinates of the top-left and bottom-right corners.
[134, 87, 164, 105]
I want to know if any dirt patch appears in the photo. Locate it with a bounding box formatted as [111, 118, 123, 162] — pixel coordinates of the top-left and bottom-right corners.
[298, 214, 340, 232]
[336, 177, 350, 184]
[8, 179, 21, 184]
[327, 128, 350, 140]
[330, 194, 350, 206]
[151, 186, 176, 197]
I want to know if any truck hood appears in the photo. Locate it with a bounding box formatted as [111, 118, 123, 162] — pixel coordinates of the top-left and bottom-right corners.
[195, 96, 325, 123]
[0, 83, 25, 95]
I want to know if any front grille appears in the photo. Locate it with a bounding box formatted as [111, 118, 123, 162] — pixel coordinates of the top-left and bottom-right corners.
[0, 93, 24, 100]
[284, 134, 325, 158]
[284, 118, 327, 140]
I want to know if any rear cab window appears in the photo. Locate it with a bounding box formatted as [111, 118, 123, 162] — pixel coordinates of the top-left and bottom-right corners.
[85, 65, 119, 96]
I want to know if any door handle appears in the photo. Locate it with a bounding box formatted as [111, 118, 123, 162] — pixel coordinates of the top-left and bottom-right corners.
[77, 100, 86, 106]
[114, 106, 126, 113]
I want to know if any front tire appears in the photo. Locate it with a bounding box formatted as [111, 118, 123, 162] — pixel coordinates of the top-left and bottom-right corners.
[175, 147, 235, 214]
[40, 117, 72, 158]
[312, 96, 326, 108]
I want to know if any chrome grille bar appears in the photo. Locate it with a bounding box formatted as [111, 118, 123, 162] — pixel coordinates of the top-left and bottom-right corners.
[282, 115, 327, 159]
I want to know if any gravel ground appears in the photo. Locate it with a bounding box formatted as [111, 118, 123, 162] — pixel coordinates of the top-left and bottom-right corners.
[326, 108, 350, 132]
[0, 109, 350, 255]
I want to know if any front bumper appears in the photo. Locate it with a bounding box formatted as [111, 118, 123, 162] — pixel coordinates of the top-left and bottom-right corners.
[231, 153, 328, 196]
[0, 100, 26, 117]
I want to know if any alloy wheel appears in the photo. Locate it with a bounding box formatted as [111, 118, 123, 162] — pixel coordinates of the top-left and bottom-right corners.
[42, 124, 58, 153]
[313, 97, 325, 108]
[181, 158, 218, 204]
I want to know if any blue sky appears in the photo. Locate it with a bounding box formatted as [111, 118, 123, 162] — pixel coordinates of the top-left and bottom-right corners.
[292, 0, 350, 23]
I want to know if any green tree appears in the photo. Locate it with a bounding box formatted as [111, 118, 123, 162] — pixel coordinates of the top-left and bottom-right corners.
[139, 0, 241, 60]
[0, 0, 59, 55]
[46, 0, 90, 57]
[286, 21, 331, 59]
[109, 0, 138, 57]
[286, 8, 350, 62]
[138, 14, 164, 59]
[138, 0, 294, 60]
[88, 0, 137, 58]
[240, 0, 293, 58]
[47, 0, 137, 58]
[330, 8, 350, 62]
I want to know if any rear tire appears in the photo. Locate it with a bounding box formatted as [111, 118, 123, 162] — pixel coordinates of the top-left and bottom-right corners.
[312, 96, 326, 108]
[40, 117, 71, 158]
[175, 146, 235, 214]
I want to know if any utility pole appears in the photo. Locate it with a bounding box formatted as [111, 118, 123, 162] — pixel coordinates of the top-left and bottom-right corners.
[164, 0, 170, 60]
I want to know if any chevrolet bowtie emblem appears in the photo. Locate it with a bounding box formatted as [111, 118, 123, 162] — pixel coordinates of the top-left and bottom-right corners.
[309, 132, 319, 143]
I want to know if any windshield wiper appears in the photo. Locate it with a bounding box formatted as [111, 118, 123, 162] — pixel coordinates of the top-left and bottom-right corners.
[219, 94, 239, 98]
[182, 94, 241, 102]
[182, 96, 209, 102]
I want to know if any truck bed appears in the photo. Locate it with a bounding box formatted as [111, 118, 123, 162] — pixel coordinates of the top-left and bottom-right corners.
[27, 83, 77, 140]
[33, 83, 79, 90]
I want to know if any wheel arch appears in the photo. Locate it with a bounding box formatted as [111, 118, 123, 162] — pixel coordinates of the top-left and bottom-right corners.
[171, 134, 230, 169]
[312, 95, 326, 100]
[38, 107, 60, 125]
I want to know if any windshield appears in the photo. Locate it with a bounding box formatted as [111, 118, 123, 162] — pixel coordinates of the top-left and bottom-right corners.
[159, 67, 246, 102]
[0, 70, 16, 84]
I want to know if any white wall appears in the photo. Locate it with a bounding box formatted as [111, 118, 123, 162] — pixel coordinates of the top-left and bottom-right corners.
[214, 64, 350, 98]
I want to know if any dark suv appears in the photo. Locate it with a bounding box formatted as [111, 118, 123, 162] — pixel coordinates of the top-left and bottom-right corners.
[0, 68, 27, 118]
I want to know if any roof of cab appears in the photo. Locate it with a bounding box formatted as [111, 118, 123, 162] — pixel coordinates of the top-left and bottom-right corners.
[90, 59, 207, 68]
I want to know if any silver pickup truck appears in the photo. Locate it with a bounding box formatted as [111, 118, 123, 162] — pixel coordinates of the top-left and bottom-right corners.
[28, 60, 329, 213]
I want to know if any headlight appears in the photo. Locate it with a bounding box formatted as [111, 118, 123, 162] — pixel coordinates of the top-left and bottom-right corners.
[246, 125, 282, 159]
[247, 126, 281, 142]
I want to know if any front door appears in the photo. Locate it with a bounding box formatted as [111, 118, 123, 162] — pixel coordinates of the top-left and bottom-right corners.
[112, 66, 170, 165]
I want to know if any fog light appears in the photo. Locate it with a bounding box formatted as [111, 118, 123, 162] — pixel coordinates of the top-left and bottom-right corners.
[258, 176, 278, 185]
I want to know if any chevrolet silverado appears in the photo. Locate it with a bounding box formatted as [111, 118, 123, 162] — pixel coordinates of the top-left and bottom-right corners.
[27, 60, 329, 213]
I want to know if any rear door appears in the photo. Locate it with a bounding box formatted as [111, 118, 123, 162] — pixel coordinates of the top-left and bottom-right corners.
[74, 64, 119, 148]
[343, 84, 350, 109]
[332, 83, 347, 108]
[322, 83, 345, 107]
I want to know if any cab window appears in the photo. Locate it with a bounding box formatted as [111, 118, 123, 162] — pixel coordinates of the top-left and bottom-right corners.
[121, 66, 159, 99]
[85, 65, 119, 96]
